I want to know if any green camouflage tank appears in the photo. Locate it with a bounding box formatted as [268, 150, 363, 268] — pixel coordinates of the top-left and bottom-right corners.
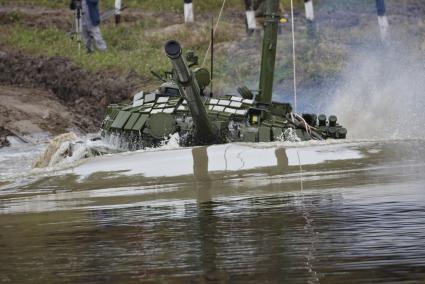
[101, 0, 347, 150]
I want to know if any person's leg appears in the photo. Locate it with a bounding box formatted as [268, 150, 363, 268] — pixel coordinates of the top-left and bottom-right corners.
[90, 26, 107, 52]
[115, 0, 122, 25]
[82, 24, 94, 52]
[184, 0, 194, 23]
[80, 0, 94, 53]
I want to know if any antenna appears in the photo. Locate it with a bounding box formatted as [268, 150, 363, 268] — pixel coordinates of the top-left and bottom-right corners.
[210, 16, 214, 96]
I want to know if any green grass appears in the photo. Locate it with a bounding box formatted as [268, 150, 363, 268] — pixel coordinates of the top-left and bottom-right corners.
[0, 0, 238, 11]
[0, 0, 306, 12]
[1, 13, 246, 89]
[8, 0, 421, 94]
[0, 0, 311, 88]
[4, 24, 164, 76]
[1, 24, 347, 95]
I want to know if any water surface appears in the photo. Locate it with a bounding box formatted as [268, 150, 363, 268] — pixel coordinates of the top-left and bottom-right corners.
[1, 140, 425, 283]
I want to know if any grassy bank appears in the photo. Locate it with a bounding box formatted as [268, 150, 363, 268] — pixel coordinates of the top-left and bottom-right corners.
[0, 0, 306, 12]
[0, 0, 342, 91]
[1, 0, 424, 95]
[1, 17, 242, 90]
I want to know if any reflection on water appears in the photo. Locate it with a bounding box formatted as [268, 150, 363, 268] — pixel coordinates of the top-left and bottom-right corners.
[1, 140, 425, 283]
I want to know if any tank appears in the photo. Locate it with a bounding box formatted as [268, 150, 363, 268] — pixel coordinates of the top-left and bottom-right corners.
[100, 0, 347, 150]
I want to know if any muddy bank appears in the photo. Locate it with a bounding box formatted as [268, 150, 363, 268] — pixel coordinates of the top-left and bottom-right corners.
[0, 5, 184, 30]
[0, 50, 139, 145]
[0, 85, 90, 143]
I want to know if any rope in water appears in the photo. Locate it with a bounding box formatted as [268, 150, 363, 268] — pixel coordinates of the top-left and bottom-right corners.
[297, 150, 321, 284]
[290, 0, 298, 113]
[202, 0, 227, 67]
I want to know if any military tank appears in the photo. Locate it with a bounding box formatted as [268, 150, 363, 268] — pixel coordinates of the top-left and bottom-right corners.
[101, 0, 347, 150]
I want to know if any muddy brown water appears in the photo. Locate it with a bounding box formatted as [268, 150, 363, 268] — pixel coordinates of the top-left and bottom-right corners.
[1, 140, 425, 283]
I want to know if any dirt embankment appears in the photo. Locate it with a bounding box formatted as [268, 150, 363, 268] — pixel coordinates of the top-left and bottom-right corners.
[0, 86, 81, 142]
[0, 50, 139, 145]
[0, 5, 184, 30]
[0, 6, 70, 29]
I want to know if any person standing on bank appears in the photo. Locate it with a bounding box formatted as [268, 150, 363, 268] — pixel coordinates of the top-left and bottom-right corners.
[70, 0, 107, 53]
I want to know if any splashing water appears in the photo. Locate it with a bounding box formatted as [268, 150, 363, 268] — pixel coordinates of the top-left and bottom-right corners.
[32, 133, 121, 169]
[32, 131, 189, 171]
[327, 42, 425, 140]
[160, 132, 182, 149]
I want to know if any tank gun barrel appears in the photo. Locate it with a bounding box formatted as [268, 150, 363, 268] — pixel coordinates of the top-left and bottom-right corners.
[164, 40, 217, 144]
